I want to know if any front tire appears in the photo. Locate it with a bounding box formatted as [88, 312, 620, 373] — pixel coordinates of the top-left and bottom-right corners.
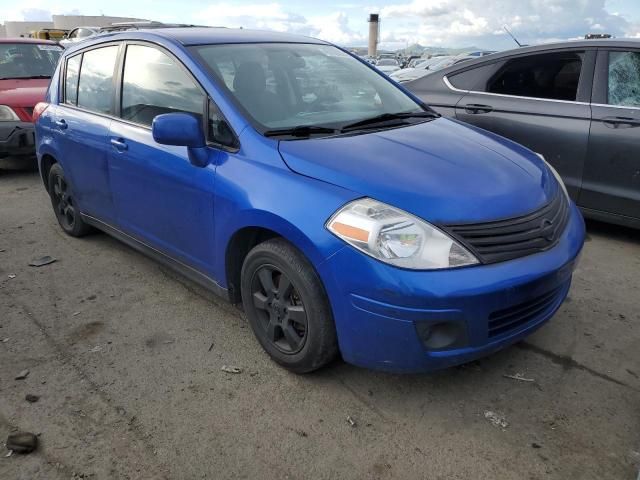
[48, 163, 92, 237]
[241, 238, 338, 373]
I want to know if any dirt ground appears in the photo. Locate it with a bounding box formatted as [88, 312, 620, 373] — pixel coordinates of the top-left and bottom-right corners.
[1, 169, 639, 480]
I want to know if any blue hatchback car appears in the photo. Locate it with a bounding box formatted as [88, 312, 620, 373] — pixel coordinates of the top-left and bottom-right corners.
[34, 28, 585, 373]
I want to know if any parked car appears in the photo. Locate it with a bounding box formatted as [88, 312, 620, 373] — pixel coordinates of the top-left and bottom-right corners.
[402, 55, 422, 68]
[59, 27, 100, 48]
[34, 28, 585, 373]
[30, 29, 69, 41]
[405, 39, 640, 228]
[0, 38, 63, 168]
[390, 57, 452, 83]
[375, 58, 401, 75]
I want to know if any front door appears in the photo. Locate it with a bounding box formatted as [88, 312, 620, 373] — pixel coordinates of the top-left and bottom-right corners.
[108, 43, 218, 275]
[454, 49, 595, 200]
[580, 48, 640, 220]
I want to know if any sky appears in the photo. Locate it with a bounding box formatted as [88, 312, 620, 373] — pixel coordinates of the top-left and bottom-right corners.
[1, 0, 639, 50]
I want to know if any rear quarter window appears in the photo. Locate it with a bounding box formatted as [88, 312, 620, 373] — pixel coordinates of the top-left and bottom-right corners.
[447, 63, 504, 91]
[64, 55, 81, 105]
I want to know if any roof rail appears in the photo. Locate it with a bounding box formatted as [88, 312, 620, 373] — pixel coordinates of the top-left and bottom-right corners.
[98, 21, 211, 33]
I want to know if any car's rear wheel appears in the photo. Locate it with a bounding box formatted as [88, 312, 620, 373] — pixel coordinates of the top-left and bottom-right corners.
[48, 163, 92, 237]
[241, 238, 338, 373]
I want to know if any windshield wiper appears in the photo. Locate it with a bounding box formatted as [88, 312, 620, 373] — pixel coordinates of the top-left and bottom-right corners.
[263, 125, 338, 138]
[339, 110, 439, 132]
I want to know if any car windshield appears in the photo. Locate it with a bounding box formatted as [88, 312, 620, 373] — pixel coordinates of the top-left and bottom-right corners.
[0, 43, 62, 80]
[191, 43, 422, 131]
[377, 59, 398, 66]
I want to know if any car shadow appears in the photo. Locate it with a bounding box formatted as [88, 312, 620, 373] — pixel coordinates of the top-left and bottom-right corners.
[585, 218, 639, 245]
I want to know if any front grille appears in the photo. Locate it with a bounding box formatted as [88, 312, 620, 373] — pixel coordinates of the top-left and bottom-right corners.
[443, 192, 569, 264]
[488, 285, 564, 338]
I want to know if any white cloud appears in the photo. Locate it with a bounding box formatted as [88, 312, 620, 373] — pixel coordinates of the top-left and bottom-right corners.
[375, 0, 634, 47]
[198, 3, 364, 44]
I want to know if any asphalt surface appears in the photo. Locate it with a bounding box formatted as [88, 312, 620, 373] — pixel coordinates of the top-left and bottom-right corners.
[1, 169, 639, 480]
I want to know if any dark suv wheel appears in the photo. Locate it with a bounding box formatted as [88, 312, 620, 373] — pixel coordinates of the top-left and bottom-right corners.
[241, 238, 338, 373]
[48, 163, 92, 237]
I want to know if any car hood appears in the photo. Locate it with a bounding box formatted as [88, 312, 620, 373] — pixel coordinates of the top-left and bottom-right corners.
[278, 117, 557, 224]
[377, 66, 400, 73]
[0, 78, 49, 107]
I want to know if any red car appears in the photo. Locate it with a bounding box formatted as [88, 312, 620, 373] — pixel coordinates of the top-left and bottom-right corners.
[0, 38, 63, 168]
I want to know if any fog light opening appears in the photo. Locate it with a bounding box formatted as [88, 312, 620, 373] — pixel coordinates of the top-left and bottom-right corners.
[416, 321, 467, 350]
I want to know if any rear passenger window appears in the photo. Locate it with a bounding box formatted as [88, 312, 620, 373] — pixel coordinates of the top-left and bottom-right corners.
[121, 45, 204, 127]
[487, 52, 584, 101]
[77, 46, 118, 114]
[64, 54, 81, 105]
[608, 51, 640, 107]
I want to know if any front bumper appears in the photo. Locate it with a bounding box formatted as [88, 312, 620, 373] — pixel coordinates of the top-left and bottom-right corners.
[318, 202, 586, 373]
[0, 121, 36, 165]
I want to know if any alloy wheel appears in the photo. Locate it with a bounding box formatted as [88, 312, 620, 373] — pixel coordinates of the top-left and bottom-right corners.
[52, 174, 76, 230]
[250, 265, 308, 354]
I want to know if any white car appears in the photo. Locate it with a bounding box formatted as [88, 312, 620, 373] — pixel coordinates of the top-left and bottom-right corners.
[59, 27, 100, 48]
[375, 58, 401, 74]
[390, 57, 451, 83]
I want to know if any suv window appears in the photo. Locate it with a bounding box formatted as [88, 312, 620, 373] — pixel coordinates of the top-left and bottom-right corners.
[64, 54, 81, 105]
[487, 52, 584, 101]
[608, 51, 640, 107]
[121, 45, 205, 127]
[77, 46, 119, 114]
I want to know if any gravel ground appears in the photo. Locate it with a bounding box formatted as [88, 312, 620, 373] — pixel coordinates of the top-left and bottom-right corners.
[1, 169, 639, 480]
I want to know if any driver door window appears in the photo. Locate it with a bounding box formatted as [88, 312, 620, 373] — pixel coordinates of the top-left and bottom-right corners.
[121, 44, 205, 127]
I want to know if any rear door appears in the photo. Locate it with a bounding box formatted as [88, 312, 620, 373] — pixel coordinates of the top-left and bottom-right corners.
[451, 49, 595, 200]
[580, 48, 640, 220]
[53, 44, 120, 223]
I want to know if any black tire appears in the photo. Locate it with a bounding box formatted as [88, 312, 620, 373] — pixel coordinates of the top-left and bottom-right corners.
[241, 238, 338, 373]
[48, 163, 92, 237]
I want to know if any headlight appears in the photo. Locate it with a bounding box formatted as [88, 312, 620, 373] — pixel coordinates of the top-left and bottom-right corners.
[0, 105, 20, 122]
[327, 198, 479, 270]
[536, 153, 569, 200]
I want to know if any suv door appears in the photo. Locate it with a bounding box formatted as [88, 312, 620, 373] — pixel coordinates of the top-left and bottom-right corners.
[450, 50, 595, 200]
[108, 43, 221, 275]
[579, 48, 640, 223]
[54, 44, 120, 223]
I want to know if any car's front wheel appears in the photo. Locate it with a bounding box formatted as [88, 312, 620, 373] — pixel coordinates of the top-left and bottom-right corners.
[241, 238, 338, 373]
[48, 163, 92, 237]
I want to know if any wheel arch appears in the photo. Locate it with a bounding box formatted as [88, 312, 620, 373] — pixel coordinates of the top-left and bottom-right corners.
[39, 153, 58, 192]
[221, 211, 342, 304]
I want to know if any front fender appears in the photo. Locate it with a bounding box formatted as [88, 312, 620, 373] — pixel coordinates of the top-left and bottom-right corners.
[212, 151, 357, 287]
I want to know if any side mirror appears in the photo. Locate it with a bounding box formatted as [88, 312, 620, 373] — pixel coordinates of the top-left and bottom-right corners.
[152, 113, 209, 167]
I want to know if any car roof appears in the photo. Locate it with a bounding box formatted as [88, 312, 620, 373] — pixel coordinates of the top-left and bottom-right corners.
[0, 37, 60, 45]
[434, 37, 640, 75]
[502, 37, 640, 54]
[80, 27, 329, 48]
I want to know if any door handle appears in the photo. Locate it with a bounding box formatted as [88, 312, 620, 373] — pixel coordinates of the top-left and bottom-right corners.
[55, 119, 68, 130]
[110, 138, 128, 151]
[602, 116, 640, 128]
[464, 104, 493, 114]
